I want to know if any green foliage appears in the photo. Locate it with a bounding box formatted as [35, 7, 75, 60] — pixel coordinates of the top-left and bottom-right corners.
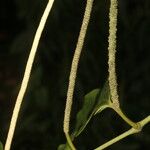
[94, 81, 111, 114]
[58, 81, 112, 149]
[72, 89, 100, 137]
[0, 142, 3, 150]
[73, 81, 111, 137]
[57, 144, 71, 150]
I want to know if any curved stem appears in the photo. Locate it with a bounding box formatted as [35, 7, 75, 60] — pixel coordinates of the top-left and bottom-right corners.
[65, 133, 76, 150]
[112, 106, 141, 129]
[4, 1, 55, 150]
[95, 116, 150, 150]
[63, 0, 94, 134]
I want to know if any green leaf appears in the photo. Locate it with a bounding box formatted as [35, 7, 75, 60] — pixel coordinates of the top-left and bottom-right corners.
[0, 141, 3, 150]
[72, 81, 112, 137]
[72, 89, 100, 137]
[57, 143, 71, 150]
[57, 81, 112, 149]
[94, 80, 112, 114]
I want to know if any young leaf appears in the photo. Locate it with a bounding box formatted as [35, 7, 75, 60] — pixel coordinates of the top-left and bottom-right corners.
[72, 89, 100, 137]
[57, 143, 71, 150]
[0, 142, 3, 150]
[57, 81, 112, 149]
[94, 80, 112, 114]
[72, 81, 112, 137]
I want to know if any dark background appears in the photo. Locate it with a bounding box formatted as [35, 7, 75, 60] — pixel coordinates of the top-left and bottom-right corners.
[0, 0, 150, 149]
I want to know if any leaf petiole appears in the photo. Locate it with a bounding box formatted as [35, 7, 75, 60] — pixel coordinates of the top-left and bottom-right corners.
[111, 105, 141, 130]
[65, 133, 76, 150]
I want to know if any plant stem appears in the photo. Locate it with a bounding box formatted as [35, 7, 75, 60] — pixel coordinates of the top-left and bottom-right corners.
[63, 0, 94, 134]
[4, 1, 55, 150]
[65, 133, 76, 150]
[113, 107, 141, 129]
[95, 115, 150, 150]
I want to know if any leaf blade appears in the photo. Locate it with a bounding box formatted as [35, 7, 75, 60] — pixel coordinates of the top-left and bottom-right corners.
[57, 143, 71, 150]
[94, 81, 111, 114]
[73, 81, 112, 137]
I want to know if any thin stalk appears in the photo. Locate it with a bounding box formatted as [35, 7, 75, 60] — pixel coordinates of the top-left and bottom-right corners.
[95, 128, 138, 150]
[4, 1, 55, 150]
[108, 0, 119, 107]
[95, 116, 150, 150]
[65, 133, 76, 150]
[113, 107, 141, 129]
[63, 0, 94, 135]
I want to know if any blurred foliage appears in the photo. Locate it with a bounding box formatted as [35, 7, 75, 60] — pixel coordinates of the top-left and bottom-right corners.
[0, 0, 150, 149]
[0, 141, 3, 150]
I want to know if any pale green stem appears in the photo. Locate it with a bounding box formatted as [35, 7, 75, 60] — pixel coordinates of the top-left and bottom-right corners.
[108, 0, 119, 107]
[4, 1, 55, 150]
[63, 0, 94, 135]
[110, 105, 140, 129]
[95, 116, 150, 150]
[65, 133, 76, 150]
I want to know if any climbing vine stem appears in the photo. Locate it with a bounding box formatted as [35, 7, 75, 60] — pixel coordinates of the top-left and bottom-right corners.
[95, 115, 150, 150]
[4, 1, 55, 150]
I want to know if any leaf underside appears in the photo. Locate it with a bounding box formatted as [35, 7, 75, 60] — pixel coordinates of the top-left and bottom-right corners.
[57, 143, 71, 150]
[58, 81, 112, 149]
[72, 81, 111, 137]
